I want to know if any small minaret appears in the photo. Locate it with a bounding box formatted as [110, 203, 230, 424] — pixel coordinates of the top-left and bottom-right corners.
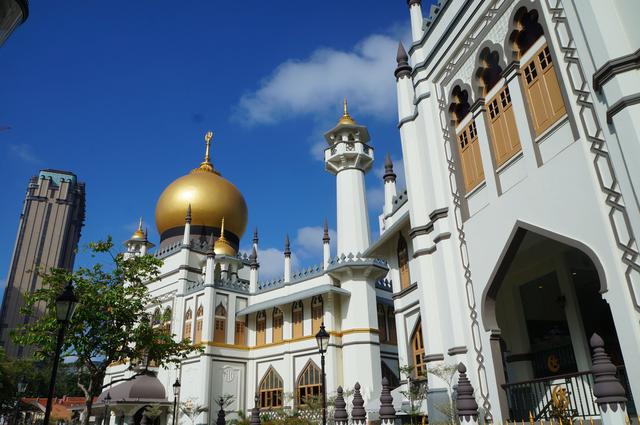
[124, 218, 154, 258]
[204, 233, 215, 285]
[407, 0, 423, 43]
[283, 234, 292, 283]
[182, 204, 192, 246]
[252, 227, 259, 252]
[383, 154, 398, 216]
[324, 99, 373, 256]
[249, 246, 259, 292]
[323, 218, 331, 270]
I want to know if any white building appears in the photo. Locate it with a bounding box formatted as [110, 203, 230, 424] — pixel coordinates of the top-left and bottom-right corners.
[102, 0, 640, 423]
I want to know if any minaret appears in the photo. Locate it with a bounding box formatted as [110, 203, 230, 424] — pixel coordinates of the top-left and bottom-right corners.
[324, 99, 373, 256]
[408, 0, 423, 43]
[249, 246, 259, 293]
[323, 218, 331, 270]
[283, 234, 292, 283]
[204, 234, 215, 285]
[323, 99, 385, 400]
[383, 154, 398, 216]
[182, 204, 192, 246]
[124, 218, 154, 258]
[252, 228, 259, 252]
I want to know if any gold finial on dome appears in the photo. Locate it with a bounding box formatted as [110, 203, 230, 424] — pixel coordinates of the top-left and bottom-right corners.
[195, 131, 217, 173]
[338, 97, 356, 125]
[214, 216, 236, 256]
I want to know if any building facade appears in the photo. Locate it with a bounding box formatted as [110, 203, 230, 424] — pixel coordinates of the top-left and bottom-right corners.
[0, 170, 85, 357]
[103, 0, 640, 423]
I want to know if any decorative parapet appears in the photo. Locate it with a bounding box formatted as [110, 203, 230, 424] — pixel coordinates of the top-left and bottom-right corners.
[215, 278, 250, 293]
[257, 263, 324, 293]
[326, 253, 388, 270]
[391, 188, 408, 215]
[153, 241, 184, 259]
[184, 279, 205, 293]
[375, 279, 393, 292]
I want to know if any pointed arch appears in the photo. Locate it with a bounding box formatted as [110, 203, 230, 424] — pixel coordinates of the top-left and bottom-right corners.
[311, 295, 323, 334]
[296, 360, 322, 406]
[411, 319, 425, 378]
[259, 367, 284, 409]
[183, 308, 193, 341]
[387, 305, 397, 343]
[214, 303, 226, 343]
[235, 314, 246, 346]
[256, 310, 266, 346]
[292, 301, 304, 338]
[194, 305, 204, 344]
[377, 304, 387, 343]
[398, 235, 411, 290]
[162, 306, 172, 334]
[272, 307, 283, 343]
[151, 308, 162, 327]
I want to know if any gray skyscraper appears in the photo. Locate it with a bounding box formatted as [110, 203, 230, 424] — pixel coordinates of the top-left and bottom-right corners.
[0, 169, 85, 357]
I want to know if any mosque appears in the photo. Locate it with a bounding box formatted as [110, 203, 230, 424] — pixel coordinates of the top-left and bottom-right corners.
[100, 0, 640, 423]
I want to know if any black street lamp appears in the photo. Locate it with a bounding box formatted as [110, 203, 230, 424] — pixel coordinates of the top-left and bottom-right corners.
[172, 378, 181, 425]
[315, 323, 330, 425]
[43, 281, 78, 425]
[102, 392, 111, 425]
[13, 378, 27, 425]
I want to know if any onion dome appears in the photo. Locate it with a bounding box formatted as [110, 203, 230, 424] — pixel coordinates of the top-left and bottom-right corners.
[130, 218, 146, 241]
[155, 132, 248, 249]
[337, 98, 356, 126]
[213, 217, 236, 256]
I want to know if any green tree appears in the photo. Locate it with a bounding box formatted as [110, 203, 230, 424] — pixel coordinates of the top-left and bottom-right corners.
[12, 237, 199, 425]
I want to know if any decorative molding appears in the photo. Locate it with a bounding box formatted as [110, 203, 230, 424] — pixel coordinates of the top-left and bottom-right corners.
[423, 353, 445, 362]
[393, 299, 420, 314]
[447, 346, 468, 355]
[413, 246, 437, 258]
[593, 48, 640, 92]
[606, 93, 640, 124]
[392, 282, 419, 300]
[398, 110, 420, 128]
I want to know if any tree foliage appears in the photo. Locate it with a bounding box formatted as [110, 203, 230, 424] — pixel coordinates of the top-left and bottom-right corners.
[11, 237, 199, 425]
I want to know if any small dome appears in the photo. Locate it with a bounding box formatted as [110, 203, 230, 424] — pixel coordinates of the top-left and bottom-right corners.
[213, 217, 237, 256]
[98, 373, 167, 403]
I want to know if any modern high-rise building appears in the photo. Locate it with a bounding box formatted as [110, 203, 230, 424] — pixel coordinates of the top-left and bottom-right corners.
[0, 169, 85, 358]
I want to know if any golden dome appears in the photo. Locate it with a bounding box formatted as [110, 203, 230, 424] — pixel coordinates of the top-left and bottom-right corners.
[155, 132, 248, 241]
[337, 98, 356, 125]
[213, 217, 237, 256]
[130, 218, 147, 241]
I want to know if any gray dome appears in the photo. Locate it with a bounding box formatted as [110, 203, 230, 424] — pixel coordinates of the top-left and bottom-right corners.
[99, 373, 167, 403]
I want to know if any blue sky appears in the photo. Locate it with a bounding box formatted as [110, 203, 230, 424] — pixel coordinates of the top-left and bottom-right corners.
[0, 1, 429, 286]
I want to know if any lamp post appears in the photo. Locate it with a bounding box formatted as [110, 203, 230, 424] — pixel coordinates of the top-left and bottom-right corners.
[102, 392, 111, 425]
[172, 378, 181, 425]
[13, 378, 27, 425]
[315, 323, 330, 425]
[43, 281, 78, 425]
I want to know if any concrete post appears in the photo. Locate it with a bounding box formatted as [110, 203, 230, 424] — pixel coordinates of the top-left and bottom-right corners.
[590, 333, 629, 424]
[351, 383, 367, 425]
[333, 386, 348, 425]
[456, 363, 479, 425]
[379, 378, 396, 425]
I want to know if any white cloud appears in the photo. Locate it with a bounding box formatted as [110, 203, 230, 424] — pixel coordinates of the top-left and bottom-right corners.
[8, 144, 42, 164]
[251, 248, 300, 281]
[295, 226, 337, 259]
[235, 33, 401, 125]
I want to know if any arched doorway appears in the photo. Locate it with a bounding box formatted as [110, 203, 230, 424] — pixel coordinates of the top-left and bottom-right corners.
[482, 226, 631, 421]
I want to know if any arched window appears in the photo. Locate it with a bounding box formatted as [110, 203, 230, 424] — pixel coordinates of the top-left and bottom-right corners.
[377, 304, 387, 343]
[450, 86, 484, 192]
[151, 308, 162, 328]
[387, 306, 397, 344]
[256, 311, 266, 346]
[163, 307, 172, 334]
[183, 308, 193, 341]
[214, 303, 226, 343]
[296, 361, 322, 406]
[214, 263, 221, 282]
[511, 7, 566, 136]
[292, 301, 304, 339]
[194, 305, 204, 344]
[259, 367, 284, 409]
[311, 296, 323, 334]
[235, 315, 246, 346]
[272, 308, 283, 343]
[411, 320, 426, 378]
[475, 47, 522, 167]
[398, 236, 411, 290]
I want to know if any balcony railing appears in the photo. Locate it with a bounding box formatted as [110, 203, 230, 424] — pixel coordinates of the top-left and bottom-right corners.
[502, 366, 635, 421]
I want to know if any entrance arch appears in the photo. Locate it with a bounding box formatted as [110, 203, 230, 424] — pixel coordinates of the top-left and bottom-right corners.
[481, 222, 627, 421]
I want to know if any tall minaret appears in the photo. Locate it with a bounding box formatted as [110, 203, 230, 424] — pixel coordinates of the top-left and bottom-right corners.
[323, 100, 385, 401]
[324, 99, 374, 256]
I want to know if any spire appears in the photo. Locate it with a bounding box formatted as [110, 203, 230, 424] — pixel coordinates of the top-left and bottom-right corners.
[207, 232, 215, 257]
[130, 217, 146, 240]
[395, 42, 412, 80]
[185, 203, 192, 223]
[249, 245, 258, 267]
[253, 227, 259, 246]
[284, 234, 291, 256]
[323, 218, 330, 243]
[383, 154, 397, 182]
[137, 217, 143, 231]
[407, 0, 421, 6]
[194, 131, 216, 173]
[219, 217, 227, 241]
[338, 97, 356, 125]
